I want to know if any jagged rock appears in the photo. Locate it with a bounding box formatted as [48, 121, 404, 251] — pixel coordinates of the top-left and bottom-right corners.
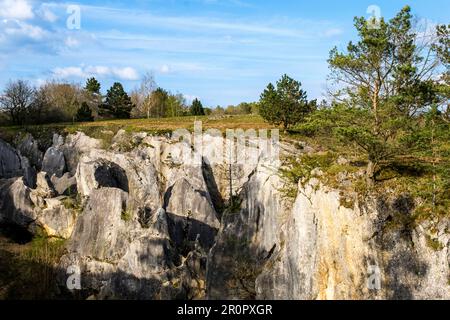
[52, 133, 64, 148]
[42, 147, 66, 178]
[165, 178, 220, 251]
[0, 139, 23, 179]
[2, 131, 448, 300]
[16, 133, 43, 169]
[76, 158, 129, 196]
[0, 139, 35, 188]
[19, 155, 37, 188]
[75, 149, 161, 215]
[0, 177, 36, 228]
[39, 197, 76, 239]
[35, 172, 56, 197]
[51, 172, 77, 196]
[61, 132, 102, 174]
[58, 188, 181, 299]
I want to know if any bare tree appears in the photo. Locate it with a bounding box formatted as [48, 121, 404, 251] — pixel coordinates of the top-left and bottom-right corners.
[0, 80, 35, 125]
[130, 72, 157, 118]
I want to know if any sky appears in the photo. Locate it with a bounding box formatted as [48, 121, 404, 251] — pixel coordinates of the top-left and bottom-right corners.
[0, 0, 449, 106]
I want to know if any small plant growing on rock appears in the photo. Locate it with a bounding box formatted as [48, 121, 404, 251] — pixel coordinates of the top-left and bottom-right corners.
[121, 209, 133, 222]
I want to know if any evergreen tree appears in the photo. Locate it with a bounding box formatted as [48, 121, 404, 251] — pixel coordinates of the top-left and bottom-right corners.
[259, 74, 314, 130]
[190, 98, 205, 116]
[327, 6, 439, 182]
[85, 77, 101, 95]
[102, 82, 134, 119]
[75, 102, 94, 122]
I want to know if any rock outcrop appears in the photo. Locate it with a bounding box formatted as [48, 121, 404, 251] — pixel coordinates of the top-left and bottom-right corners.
[0, 131, 448, 300]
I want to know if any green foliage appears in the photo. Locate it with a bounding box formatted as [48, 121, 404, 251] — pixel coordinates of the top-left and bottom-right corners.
[121, 209, 133, 222]
[327, 6, 440, 180]
[190, 98, 205, 116]
[85, 77, 101, 95]
[75, 102, 94, 122]
[102, 82, 134, 119]
[279, 152, 337, 197]
[0, 236, 67, 299]
[426, 235, 444, 251]
[259, 74, 314, 130]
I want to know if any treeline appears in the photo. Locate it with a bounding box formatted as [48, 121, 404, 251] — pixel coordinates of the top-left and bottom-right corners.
[0, 72, 258, 126]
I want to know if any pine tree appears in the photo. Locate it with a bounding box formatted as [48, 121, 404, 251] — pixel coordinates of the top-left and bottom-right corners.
[259, 74, 314, 130]
[85, 77, 101, 95]
[102, 82, 134, 119]
[327, 6, 439, 182]
[190, 98, 205, 116]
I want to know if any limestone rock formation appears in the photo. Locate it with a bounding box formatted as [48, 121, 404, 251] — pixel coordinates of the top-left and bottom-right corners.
[0, 132, 449, 300]
[42, 147, 66, 178]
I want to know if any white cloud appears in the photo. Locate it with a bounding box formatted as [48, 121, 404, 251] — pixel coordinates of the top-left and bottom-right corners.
[39, 6, 58, 23]
[52, 66, 85, 78]
[65, 36, 79, 47]
[160, 64, 170, 74]
[323, 28, 343, 37]
[1, 19, 46, 40]
[0, 0, 34, 20]
[52, 65, 140, 81]
[112, 67, 139, 80]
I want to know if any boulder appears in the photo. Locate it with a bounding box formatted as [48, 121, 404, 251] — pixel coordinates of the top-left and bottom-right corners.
[58, 187, 181, 299]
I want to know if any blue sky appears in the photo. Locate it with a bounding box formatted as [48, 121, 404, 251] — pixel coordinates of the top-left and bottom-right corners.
[0, 0, 449, 106]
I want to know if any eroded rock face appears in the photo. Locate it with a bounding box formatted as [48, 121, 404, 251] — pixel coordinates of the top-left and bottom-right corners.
[0, 140, 23, 179]
[16, 133, 43, 169]
[39, 197, 76, 239]
[0, 139, 35, 186]
[59, 188, 182, 299]
[165, 178, 220, 252]
[1, 132, 449, 300]
[51, 172, 77, 196]
[0, 177, 36, 227]
[42, 147, 66, 178]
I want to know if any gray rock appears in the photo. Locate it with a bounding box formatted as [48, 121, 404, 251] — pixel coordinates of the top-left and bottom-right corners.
[52, 133, 64, 148]
[51, 172, 77, 196]
[42, 147, 66, 178]
[61, 132, 102, 174]
[165, 178, 220, 251]
[0, 139, 25, 179]
[58, 187, 182, 299]
[0, 177, 36, 228]
[39, 197, 76, 239]
[16, 133, 43, 169]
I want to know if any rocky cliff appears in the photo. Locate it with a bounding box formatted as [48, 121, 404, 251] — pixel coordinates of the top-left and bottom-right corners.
[0, 130, 448, 300]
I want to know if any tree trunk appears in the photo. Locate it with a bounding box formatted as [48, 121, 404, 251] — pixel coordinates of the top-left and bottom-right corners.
[366, 160, 375, 186]
[372, 82, 380, 135]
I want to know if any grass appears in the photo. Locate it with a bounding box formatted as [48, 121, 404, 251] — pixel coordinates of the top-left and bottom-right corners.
[121, 210, 133, 222]
[0, 115, 276, 149]
[0, 233, 67, 299]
